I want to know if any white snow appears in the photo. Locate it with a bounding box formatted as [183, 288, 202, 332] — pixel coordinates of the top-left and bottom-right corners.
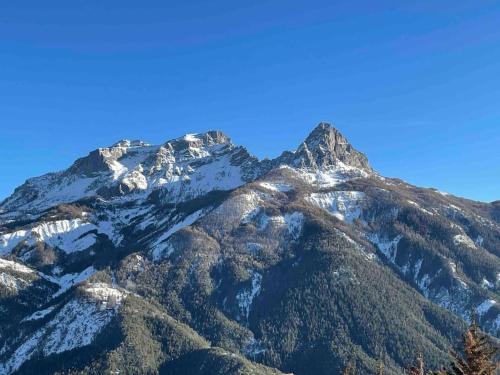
[413, 258, 423, 278]
[0, 132, 247, 219]
[155, 210, 205, 244]
[0, 219, 112, 256]
[307, 191, 365, 223]
[0, 272, 29, 292]
[121, 170, 148, 190]
[22, 306, 56, 322]
[482, 278, 494, 289]
[369, 234, 403, 263]
[448, 261, 468, 289]
[453, 234, 476, 249]
[83, 282, 127, 304]
[418, 274, 432, 296]
[258, 182, 292, 192]
[281, 162, 369, 188]
[43, 266, 97, 297]
[152, 209, 205, 261]
[0, 258, 34, 274]
[246, 242, 263, 255]
[184, 133, 199, 142]
[151, 153, 246, 203]
[236, 271, 262, 321]
[475, 235, 484, 247]
[407, 200, 434, 215]
[242, 337, 266, 358]
[0, 284, 124, 375]
[0, 230, 28, 255]
[284, 212, 304, 240]
[152, 241, 175, 262]
[477, 299, 496, 316]
[216, 191, 263, 225]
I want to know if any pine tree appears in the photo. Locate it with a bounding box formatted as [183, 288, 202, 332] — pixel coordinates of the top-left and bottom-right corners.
[406, 353, 447, 375]
[407, 353, 425, 375]
[342, 362, 354, 375]
[445, 319, 498, 375]
[377, 360, 384, 375]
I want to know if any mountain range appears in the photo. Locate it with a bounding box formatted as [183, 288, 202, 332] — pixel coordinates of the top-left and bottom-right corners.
[0, 123, 499, 375]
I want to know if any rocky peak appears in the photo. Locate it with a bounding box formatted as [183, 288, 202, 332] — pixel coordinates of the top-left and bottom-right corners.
[277, 122, 372, 172]
[165, 130, 232, 152]
[111, 139, 151, 148]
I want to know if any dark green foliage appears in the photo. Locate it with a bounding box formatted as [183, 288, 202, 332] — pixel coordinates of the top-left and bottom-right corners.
[159, 347, 284, 375]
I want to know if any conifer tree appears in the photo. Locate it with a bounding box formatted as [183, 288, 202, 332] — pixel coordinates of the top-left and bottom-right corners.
[445, 319, 498, 375]
[407, 353, 425, 375]
[377, 360, 384, 375]
[342, 362, 354, 375]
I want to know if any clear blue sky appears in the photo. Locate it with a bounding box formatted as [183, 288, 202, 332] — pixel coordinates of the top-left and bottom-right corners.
[1, 1, 499, 202]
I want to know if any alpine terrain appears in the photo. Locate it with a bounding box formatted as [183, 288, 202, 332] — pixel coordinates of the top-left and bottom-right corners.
[0, 123, 499, 375]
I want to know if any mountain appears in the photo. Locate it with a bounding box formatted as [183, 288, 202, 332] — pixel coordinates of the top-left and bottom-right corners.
[0, 123, 499, 375]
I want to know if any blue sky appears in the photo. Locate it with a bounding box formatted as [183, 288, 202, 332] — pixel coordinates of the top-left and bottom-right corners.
[1, 1, 499, 202]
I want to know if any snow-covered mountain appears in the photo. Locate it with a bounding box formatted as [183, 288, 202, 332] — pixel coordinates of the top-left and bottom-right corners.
[1, 123, 499, 375]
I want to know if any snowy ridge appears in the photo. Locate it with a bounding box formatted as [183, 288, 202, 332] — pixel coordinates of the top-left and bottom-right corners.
[0, 218, 112, 256]
[152, 209, 207, 261]
[43, 266, 96, 297]
[0, 258, 34, 274]
[0, 258, 37, 293]
[0, 131, 256, 218]
[0, 283, 125, 374]
[1, 122, 499, 372]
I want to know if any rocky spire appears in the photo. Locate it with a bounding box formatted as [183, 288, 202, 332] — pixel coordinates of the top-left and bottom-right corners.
[276, 122, 372, 172]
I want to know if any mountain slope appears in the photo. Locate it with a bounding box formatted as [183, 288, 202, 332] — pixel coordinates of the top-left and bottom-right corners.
[0, 123, 498, 375]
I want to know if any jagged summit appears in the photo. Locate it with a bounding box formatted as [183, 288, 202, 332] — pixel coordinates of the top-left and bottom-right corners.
[0, 124, 372, 217]
[0, 129, 253, 216]
[276, 122, 372, 172]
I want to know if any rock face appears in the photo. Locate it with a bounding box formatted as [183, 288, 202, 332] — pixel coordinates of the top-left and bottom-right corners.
[0, 123, 499, 375]
[277, 123, 372, 171]
[0, 130, 259, 216]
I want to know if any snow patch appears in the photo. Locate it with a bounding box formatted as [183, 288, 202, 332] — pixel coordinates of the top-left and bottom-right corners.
[407, 200, 434, 215]
[369, 234, 402, 263]
[477, 299, 496, 316]
[258, 182, 292, 192]
[0, 258, 34, 274]
[307, 191, 364, 223]
[0, 287, 122, 374]
[284, 212, 304, 240]
[0, 272, 30, 292]
[83, 283, 127, 304]
[22, 306, 56, 322]
[43, 266, 97, 297]
[284, 162, 369, 188]
[152, 210, 205, 261]
[246, 242, 263, 255]
[482, 278, 494, 289]
[0, 219, 113, 256]
[453, 234, 476, 249]
[236, 271, 262, 321]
